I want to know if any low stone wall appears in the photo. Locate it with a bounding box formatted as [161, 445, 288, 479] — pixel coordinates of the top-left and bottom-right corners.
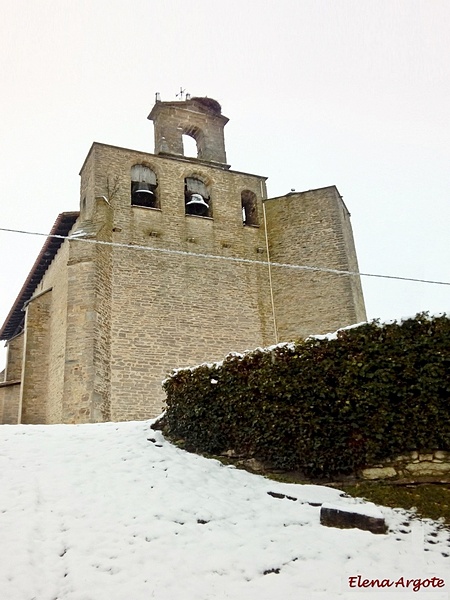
[360, 451, 450, 481]
[217, 448, 450, 483]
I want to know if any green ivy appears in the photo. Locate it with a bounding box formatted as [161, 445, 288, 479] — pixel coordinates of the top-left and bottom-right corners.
[162, 313, 450, 478]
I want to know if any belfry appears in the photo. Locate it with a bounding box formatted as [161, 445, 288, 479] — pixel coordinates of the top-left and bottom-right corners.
[0, 95, 366, 424]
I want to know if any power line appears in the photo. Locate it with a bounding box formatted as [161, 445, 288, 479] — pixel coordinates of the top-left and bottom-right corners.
[0, 225, 449, 287]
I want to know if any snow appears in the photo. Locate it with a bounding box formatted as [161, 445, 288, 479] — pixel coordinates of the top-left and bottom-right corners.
[321, 501, 384, 520]
[0, 420, 449, 600]
[309, 313, 448, 342]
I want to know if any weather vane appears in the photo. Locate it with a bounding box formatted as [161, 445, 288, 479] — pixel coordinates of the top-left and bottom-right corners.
[176, 86, 190, 100]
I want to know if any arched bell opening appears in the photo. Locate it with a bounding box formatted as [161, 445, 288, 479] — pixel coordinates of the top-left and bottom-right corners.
[182, 134, 198, 158]
[131, 165, 159, 209]
[182, 125, 205, 160]
[184, 177, 211, 217]
[241, 190, 258, 226]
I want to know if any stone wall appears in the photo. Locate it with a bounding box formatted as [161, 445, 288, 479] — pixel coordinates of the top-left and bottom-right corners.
[91, 198, 113, 421]
[4, 332, 24, 381]
[33, 242, 72, 423]
[20, 290, 52, 423]
[361, 451, 450, 482]
[84, 143, 274, 419]
[264, 187, 367, 340]
[61, 237, 98, 423]
[149, 98, 229, 164]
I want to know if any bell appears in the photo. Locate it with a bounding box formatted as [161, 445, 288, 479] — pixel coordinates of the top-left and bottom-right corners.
[186, 193, 209, 216]
[132, 181, 156, 207]
[134, 181, 153, 195]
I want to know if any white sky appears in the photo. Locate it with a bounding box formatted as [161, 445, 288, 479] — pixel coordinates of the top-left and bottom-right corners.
[1, 419, 448, 599]
[1, 0, 449, 366]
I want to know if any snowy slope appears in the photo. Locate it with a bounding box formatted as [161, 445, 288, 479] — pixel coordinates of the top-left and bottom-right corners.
[0, 420, 449, 600]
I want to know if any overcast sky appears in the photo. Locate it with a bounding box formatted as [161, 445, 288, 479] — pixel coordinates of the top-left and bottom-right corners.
[1, 0, 449, 367]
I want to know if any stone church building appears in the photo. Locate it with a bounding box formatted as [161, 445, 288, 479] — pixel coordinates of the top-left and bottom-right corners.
[0, 96, 366, 424]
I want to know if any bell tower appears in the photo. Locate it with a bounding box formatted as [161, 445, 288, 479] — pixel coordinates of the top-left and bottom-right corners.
[148, 96, 229, 166]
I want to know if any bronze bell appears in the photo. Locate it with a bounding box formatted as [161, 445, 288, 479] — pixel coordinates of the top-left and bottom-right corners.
[186, 193, 209, 216]
[133, 182, 156, 206]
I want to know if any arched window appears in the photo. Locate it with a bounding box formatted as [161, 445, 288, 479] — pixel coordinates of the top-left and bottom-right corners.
[184, 177, 211, 217]
[241, 190, 258, 226]
[131, 165, 159, 208]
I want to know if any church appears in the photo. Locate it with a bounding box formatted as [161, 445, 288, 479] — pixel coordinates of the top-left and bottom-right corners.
[0, 96, 366, 424]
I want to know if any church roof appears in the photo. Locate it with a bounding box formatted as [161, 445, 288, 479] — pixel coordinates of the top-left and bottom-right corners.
[0, 212, 79, 341]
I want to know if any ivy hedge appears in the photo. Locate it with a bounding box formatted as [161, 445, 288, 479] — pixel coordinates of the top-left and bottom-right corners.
[161, 314, 450, 477]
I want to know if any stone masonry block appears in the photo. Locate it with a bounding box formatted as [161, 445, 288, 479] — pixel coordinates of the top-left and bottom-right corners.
[320, 503, 387, 534]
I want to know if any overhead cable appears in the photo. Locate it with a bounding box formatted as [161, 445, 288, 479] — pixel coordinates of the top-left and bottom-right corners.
[0, 225, 449, 287]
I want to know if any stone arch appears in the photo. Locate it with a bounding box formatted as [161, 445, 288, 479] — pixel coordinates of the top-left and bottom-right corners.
[241, 190, 259, 226]
[182, 125, 205, 159]
[130, 164, 159, 209]
[184, 174, 211, 218]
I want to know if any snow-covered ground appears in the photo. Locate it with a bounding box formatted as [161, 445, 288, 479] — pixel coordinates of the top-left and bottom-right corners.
[0, 420, 449, 600]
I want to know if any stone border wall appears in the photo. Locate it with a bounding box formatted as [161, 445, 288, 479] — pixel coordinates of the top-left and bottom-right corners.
[360, 451, 450, 481]
[219, 449, 450, 483]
